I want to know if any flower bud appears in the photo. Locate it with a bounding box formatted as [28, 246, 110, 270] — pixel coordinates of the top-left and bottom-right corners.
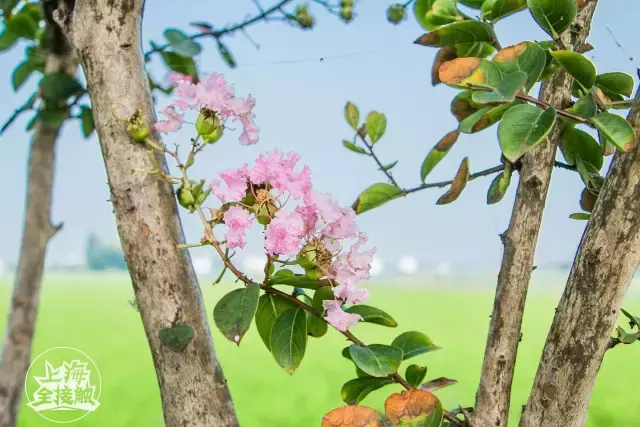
[341, 6, 353, 22]
[255, 202, 278, 225]
[195, 108, 221, 137]
[340, 0, 354, 7]
[177, 185, 196, 212]
[386, 4, 405, 24]
[304, 267, 325, 280]
[202, 123, 224, 144]
[295, 5, 314, 29]
[297, 243, 319, 269]
[127, 111, 150, 142]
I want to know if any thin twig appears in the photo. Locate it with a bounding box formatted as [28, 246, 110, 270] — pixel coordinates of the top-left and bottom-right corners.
[404, 165, 505, 195]
[516, 93, 591, 123]
[1, 93, 37, 135]
[358, 128, 400, 188]
[144, 0, 294, 60]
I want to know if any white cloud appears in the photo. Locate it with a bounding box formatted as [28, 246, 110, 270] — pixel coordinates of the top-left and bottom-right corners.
[370, 256, 384, 277]
[192, 257, 213, 275]
[397, 255, 418, 275]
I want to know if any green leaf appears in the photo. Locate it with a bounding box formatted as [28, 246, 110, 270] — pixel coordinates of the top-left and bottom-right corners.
[6, 11, 38, 40]
[595, 72, 635, 97]
[353, 183, 403, 214]
[344, 305, 398, 328]
[349, 344, 403, 377]
[487, 167, 512, 205]
[575, 158, 601, 189]
[161, 51, 198, 81]
[498, 104, 556, 162]
[472, 71, 527, 105]
[560, 127, 603, 169]
[270, 307, 307, 374]
[341, 377, 395, 405]
[565, 95, 597, 124]
[421, 130, 459, 182]
[345, 102, 360, 130]
[551, 51, 597, 90]
[481, 0, 527, 22]
[301, 295, 327, 338]
[268, 269, 323, 290]
[621, 308, 640, 330]
[213, 283, 260, 344]
[414, 21, 498, 48]
[616, 326, 638, 345]
[217, 40, 237, 68]
[343, 140, 367, 154]
[12, 60, 34, 91]
[455, 42, 496, 58]
[438, 57, 502, 89]
[163, 29, 202, 58]
[391, 331, 441, 360]
[40, 73, 83, 102]
[527, 0, 577, 39]
[420, 377, 458, 392]
[311, 286, 334, 314]
[0, 28, 19, 52]
[589, 113, 635, 152]
[255, 293, 295, 351]
[459, 0, 484, 7]
[437, 157, 469, 205]
[493, 41, 546, 90]
[80, 106, 95, 138]
[423, 0, 463, 30]
[39, 108, 68, 127]
[159, 324, 194, 352]
[459, 103, 513, 134]
[405, 365, 428, 388]
[382, 161, 399, 171]
[365, 111, 387, 144]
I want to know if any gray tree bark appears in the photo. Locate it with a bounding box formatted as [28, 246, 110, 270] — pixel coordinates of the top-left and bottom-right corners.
[519, 92, 640, 427]
[53, 1, 239, 426]
[472, 2, 599, 426]
[0, 33, 75, 427]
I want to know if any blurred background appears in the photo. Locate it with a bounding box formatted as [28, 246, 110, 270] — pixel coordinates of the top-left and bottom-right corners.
[1, 0, 639, 425]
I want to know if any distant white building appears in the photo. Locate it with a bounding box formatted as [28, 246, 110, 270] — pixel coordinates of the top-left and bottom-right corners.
[397, 255, 418, 275]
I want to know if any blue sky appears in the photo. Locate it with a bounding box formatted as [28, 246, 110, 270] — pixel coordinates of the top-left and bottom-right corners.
[0, 0, 638, 272]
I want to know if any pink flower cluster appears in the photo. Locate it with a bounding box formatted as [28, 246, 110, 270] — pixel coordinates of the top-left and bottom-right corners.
[155, 72, 259, 145]
[213, 150, 374, 331]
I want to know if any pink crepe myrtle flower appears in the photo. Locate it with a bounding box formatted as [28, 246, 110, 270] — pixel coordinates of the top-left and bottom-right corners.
[265, 210, 305, 256]
[223, 206, 253, 249]
[155, 106, 184, 133]
[328, 233, 374, 304]
[161, 72, 259, 145]
[249, 150, 312, 199]
[210, 164, 249, 203]
[323, 300, 361, 332]
[167, 72, 193, 87]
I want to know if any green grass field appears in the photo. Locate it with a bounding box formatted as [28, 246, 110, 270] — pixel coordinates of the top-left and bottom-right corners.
[1, 274, 639, 426]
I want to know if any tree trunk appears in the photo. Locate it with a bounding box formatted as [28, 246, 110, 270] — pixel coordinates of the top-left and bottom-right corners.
[519, 96, 640, 427]
[0, 38, 75, 427]
[53, 1, 239, 426]
[472, 2, 599, 426]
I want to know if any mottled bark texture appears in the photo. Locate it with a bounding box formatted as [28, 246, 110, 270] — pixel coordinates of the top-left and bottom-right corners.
[0, 33, 75, 427]
[472, 3, 599, 426]
[52, 1, 238, 426]
[519, 88, 640, 427]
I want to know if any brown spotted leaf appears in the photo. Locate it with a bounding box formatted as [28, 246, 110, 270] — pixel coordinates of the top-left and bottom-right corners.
[421, 130, 460, 181]
[322, 405, 392, 427]
[384, 389, 444, 425]
[438, 57, 501, 89]
[436, 158, 469, 205]
[432, 46, 457, 86]
[450, 91, 479, 122]
[580, 188, 597, 212]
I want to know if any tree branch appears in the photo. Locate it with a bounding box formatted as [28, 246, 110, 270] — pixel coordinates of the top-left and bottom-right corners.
[0, 22, 75, 425]
[519, 79, 640, 427]
[471, 3, 600, 427]
[143, 0, 294, 60]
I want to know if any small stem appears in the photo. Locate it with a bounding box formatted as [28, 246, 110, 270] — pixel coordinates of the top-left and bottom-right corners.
[516, 93, 590, 124]
[404, 165, 505, 195]
[176, 243, 208, 249]
[144, 137, 167, 152]
[358, 128, 400, 188]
